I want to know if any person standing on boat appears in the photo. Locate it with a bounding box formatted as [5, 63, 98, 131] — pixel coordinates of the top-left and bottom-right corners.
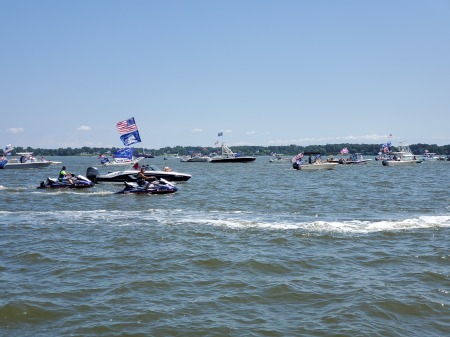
[59, 166, 73, 184]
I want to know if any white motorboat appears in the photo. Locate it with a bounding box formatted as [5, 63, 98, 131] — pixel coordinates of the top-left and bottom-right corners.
[208, 143, 256, 163]
[420, 152, 439, 161]
[295, 162, 338, 170]
[338, 153, 368, 165]
[0, 152, 52, 169]
[292, 152, 338, 171]
[180, 154, 211, 162]
[269, 154, 290, 163]
[382, 142, 423, 166]
[163, 153, 181, 160]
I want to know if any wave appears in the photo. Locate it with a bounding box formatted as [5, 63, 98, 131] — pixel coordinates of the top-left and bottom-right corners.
[1, 209, 449, 234]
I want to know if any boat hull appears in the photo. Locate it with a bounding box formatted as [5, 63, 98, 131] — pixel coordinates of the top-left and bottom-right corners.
[180, 157, 210, 162]
[382, 160, 417, 166]
[209, 157, 256, 163]
[293, 163, 338, 170]
[1, 162, 52, 169]
[86, 167, 192, 183]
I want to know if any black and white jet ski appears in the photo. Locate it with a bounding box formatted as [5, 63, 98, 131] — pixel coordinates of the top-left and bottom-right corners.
[115, 178, 178, 194]
[37, 175, 95, 189]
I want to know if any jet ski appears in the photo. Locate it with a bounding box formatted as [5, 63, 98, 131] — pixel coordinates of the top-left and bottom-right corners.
[37, 175, 95, 189]
[115, 178, 178, 194]
[86, 165, 191, 183]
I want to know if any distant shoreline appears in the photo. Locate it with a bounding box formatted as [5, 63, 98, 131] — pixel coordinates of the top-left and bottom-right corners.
[3, 143, 449, 157]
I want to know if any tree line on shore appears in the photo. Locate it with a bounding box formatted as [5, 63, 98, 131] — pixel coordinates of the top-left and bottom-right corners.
[4, 143, 450, 157]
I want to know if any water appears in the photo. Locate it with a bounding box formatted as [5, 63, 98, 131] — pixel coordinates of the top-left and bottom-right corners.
[1, 157, 449, 336]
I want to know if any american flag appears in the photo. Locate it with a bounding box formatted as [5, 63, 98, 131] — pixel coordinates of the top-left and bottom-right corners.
[340, 147, 349, 155]
[116, 117, 138, 134]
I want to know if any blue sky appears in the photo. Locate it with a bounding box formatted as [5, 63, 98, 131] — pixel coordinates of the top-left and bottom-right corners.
[1, 0, 449, 149]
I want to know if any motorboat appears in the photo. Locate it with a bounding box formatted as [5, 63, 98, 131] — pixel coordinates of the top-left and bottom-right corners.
[292, 152, 338, 171]
[135, 153, 155, 158]
[382, 142, 423, 166]
[420, 152, 439, 161]
[180, 154, 211, 162]
[338, 153, 368, 164]
[208, 143, 256, 163]
[0, 152, 52, 169]
[163, 153, 181, 160]
[37, 175, 95, 189]
[269, 154, 290, 163]
[115, 178, 178, 194]
[293, 162, 338, 170]
[86, 164, 192, 183]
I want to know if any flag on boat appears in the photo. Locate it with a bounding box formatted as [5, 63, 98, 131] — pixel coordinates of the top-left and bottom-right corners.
[292, 153, 304, 161]
[120, 130, 141, 146]
[218, 132, 223, 137]
[116, 117, 138, 135]
[0, 158, 9, 168]
[113, 147, 134, 160]
[100, 157, 110, 164]
[340, 147, 349, 155]
[4, 144, 14, 155]
[292, 153, 304, 163]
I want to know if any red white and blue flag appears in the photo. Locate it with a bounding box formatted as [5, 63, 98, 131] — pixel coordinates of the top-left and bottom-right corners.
[340, 147, 349, 155]
[116, 117, 138, 135]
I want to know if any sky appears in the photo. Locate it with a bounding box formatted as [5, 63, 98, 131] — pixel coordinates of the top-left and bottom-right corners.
[1, 0, 449, 150]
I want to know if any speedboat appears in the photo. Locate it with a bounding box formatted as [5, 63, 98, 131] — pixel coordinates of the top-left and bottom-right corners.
[115, 178, 178, 194]
[269, 154, 290, 163]
[293, 162, 338, 170]
[86, 165, 192, 183]
[292, 152, 338, 171]
[382, 142, 423, 166]
[180, 154, 211, 162]
[163, 153, 181, 160]
[338, 153, 368, 164]
[37, 175, 95, 189]
[0, 152, 52, 169]
[208, 143, 256, 163]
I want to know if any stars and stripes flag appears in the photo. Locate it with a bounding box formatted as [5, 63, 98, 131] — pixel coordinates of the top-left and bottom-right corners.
[340, 147, 349, 155]
[218, 131, 223, 137]
[116, 117, 138, 135]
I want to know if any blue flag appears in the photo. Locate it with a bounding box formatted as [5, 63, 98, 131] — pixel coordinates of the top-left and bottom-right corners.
[113, 147, 134, 160]
[120, 130, 141, 146]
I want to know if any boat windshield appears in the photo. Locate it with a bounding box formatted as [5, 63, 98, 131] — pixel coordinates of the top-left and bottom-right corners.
[146, 165, 161, 171]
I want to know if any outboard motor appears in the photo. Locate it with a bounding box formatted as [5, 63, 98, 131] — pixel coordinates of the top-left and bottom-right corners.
[86, 167, 100, 183]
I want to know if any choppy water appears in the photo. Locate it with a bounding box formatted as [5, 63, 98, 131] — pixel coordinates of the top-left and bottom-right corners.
[1, 156, 449, 336]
